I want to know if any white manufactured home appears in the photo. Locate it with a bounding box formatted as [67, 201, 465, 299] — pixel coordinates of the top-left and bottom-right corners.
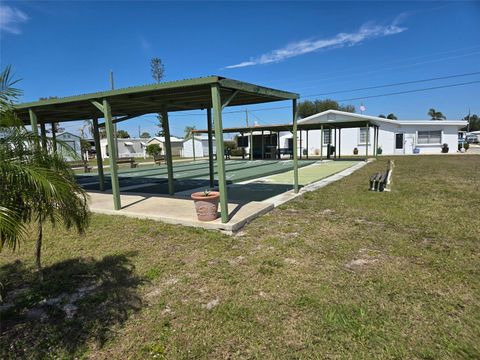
[288, 110, 467, 156]
[181, 135, 216, 158]
[100, 138, 147, 159]
[147, 136, 184, 157]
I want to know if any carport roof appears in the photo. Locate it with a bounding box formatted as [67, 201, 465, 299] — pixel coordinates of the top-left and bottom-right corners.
[14, 76, 299, 124]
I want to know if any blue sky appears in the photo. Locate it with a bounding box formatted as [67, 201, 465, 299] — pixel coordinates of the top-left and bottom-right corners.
[1, 1, 479, 138]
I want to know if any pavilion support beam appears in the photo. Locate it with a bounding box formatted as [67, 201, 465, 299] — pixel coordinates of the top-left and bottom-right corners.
[365, 123, 369, 161]
[211, 84, 229, 223]
[292, 99, 299, 193]
[277, 131, 280, 160]
[40, 122, 47, 150]
[299, 130, 302, 159]
[98, 113, 143, 127]
[221, 90, 239, 110]
[29, 109, 38, 135]
[92, 118, 105, 191]
[51, 122, 57, 153]
[338, 128, 341, 159]
[320, 125, 323, 161]
[249, 131, 253, 160]
[334, 128, 337, 160]
[192, 133, 196, 161]
[162, 108, 175, 195]
[29, 109, 40, 152]
[261, 130, 264, 160]
[102, 99, 121, 210]
[306, 130, 309, 159]
[207, 108, 214, 188]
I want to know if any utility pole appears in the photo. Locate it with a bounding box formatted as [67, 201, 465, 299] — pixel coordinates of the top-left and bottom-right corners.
[109, 70, 118, 157]
[245, 108, 249, 127]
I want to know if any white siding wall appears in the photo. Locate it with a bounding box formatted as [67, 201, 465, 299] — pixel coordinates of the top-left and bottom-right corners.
[181, 138, 216, 158]
[281, 124, 460, 156]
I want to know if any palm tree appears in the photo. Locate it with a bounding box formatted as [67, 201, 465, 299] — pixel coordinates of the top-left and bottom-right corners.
[428, 108, 446, 120]
[184, 125, 196, 139]
[378, 113, 398, 120]
[0, 66, 90, 280]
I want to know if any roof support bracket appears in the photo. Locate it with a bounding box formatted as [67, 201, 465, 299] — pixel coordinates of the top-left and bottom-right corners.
[98, 113, 143, 127]
[221, 90, 239, 110]
[90, 100, 104, 113]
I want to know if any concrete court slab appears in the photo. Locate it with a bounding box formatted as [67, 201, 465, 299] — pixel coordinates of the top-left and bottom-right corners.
[87, 160, 370, 233]
[88, 192, 273, 233]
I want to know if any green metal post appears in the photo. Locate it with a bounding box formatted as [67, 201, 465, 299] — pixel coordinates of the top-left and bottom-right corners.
[192, 133, 196, 161]
[249, 131, 253, 160]
[51, 122, 57, 153]
[162, 108, 175, 195]
[92, 118, 105, 191]
[277, 132, 280, 160]
[292, 99, 299, 193]
[306, 129, 309, 159]
[40, 122, 47, 150]
[299, 129, 302, 159]
[365, 123, 369, 161]
[261, 130, 264, 160]
[207, 108, 214, 188]
[211, 84, 229, 223]
[320, 125, 323, 161]
[103, 99, 121, 209]
[29, 109, 40, 151]
[338, 128, 341, 159]
[29, 109, 38, 135]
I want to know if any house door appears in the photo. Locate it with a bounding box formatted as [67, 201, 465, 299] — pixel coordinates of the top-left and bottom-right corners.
[395, 133, 404, 154]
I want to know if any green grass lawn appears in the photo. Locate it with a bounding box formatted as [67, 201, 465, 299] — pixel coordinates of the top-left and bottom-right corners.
[1, 156, 479, 359]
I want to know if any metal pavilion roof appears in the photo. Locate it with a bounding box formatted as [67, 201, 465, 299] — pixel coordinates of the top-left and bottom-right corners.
[13, 76, 299, 124]
[191, 120, 374, 134]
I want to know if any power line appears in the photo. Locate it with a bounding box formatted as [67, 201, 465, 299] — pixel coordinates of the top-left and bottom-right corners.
[337, 80, 480, 102]
[303, 71, 480, 97]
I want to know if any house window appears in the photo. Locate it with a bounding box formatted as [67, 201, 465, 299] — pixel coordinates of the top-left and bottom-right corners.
[417, 131, 441, 145]
[323, 129, 331, 144]
[359, 127, 370, 144]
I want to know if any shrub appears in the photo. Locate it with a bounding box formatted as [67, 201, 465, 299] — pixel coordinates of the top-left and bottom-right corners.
[224, 140, 237, 150]
[441, 143, 449, 153]
[231, 148, 245, 157]
[146, 144, 162, 156]
[458, 143, 470, 151]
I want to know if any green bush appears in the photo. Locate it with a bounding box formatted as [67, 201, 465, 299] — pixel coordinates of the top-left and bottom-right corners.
[231, 148, 246, 157]
[458, 143, 469, 151]
[146, 144, 162, 156]
[224, 140, 237, 150]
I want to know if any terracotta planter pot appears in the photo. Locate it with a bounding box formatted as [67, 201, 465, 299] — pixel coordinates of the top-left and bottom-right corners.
[191, 191, 220, 221]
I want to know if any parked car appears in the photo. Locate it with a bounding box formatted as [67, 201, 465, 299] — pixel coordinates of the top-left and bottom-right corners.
[466, 134, 479, 144]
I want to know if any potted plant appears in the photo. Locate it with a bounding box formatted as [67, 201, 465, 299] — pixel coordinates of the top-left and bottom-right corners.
[191, 189, 220, 221]
[441, 143, 449, 153]
[353, 147, 358, 155]
[377, 146, 383, 155]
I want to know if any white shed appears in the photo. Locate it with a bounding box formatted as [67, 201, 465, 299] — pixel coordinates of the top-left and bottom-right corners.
[181, 135, 216, 158]
[56, 132, 82, 161]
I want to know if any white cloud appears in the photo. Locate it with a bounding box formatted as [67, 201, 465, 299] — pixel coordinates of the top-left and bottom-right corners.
[225, 21, 407, 69]
[0, 5, 29, 35]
